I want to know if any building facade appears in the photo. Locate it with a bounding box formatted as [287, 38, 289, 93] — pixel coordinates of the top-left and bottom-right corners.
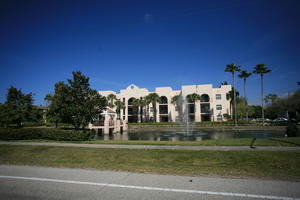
[98, 83, 232, 123]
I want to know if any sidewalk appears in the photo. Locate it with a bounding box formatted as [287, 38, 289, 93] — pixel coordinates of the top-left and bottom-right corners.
[1, 141, 299, 151]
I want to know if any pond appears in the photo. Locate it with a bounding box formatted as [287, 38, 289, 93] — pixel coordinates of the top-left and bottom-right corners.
[97, 128, 286, 141]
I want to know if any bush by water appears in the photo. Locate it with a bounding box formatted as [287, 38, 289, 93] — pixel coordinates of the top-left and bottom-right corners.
[0, 128, 95, 141]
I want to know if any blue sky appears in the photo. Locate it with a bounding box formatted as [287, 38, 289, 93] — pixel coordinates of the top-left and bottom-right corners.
[0, 0, 299, 105]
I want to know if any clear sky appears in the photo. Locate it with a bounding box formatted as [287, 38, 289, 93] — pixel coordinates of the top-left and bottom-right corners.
[1, 0, 299, 105]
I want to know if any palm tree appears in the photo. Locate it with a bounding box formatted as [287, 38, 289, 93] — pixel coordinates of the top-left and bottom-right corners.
[146, 93, 160, 122]
[132, 99, 146, 122]
[238, 70, 252, 121]
[226, 89, 240, 117]
[253, 64, 271, 125]
[143, 95, 151, 122]
[107, 94, 116, 108]
[225, 63, 241, 126]
[114, 99, 125, 120]
[171, 94, 183, 121]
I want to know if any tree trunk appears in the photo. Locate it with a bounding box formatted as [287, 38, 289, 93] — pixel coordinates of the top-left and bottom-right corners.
[140, 106, 143, 123]
[261, 74, 265, 126]
[153, 102, 157, 122]
[233, 73, 237, 126]
[244, 78, 248, 121]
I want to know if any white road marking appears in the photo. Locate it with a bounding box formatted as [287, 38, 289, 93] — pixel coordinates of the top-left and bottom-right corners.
[0, 175, 299, 200]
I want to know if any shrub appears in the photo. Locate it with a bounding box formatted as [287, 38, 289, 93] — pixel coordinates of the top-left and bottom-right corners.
[23, 122, 45, 127]
[0, 128, 96, 141]
[286, 123, 300, 137]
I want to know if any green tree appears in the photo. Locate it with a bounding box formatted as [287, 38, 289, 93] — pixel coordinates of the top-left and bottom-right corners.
[46, 71, 107, 129]
[236, 97, 253, 120]
[264, 94, 278, 105]
[253, 64, 271, 125]
[225, 63, 241, 126]
[133, 98, 146, 122]
[0, 86, 34, 127]
[145, 93, 160, 122]
[143, 95, 152, 122]
[238, 70, 252, 120]
[226, 88, 240, 120]
[107, 94, 116, 108]
[114, 99, 125, 120]
[45, 81, 70, 128]
[248, 105, 262, 119]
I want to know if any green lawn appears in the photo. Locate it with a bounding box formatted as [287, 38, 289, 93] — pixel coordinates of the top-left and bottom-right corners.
[0, 145, 299, 180]
[5, 137, 300, 146]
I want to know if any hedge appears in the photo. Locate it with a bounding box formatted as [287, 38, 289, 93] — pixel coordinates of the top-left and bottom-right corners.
[0, 128, 96, 141]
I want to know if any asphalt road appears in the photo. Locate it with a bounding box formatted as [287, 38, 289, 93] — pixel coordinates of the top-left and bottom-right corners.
[0, 165, 299, 200]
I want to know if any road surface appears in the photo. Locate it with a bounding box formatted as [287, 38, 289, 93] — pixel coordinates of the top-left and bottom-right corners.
[0, 165, 299, 200]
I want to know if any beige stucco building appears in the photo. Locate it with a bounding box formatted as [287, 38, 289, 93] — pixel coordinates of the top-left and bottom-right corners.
[98, 83, 232, 124]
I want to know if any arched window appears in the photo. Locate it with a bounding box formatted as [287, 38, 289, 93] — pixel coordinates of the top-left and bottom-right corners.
[200, 94, 210, 102]
[160, 96, 168, 104]
[159, 96, 168, 121]
[128, 97, 135, 106]
[186, 96, 194, 103]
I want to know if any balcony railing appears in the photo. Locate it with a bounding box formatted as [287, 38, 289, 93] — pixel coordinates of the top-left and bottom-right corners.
[92, 120, 104, 126]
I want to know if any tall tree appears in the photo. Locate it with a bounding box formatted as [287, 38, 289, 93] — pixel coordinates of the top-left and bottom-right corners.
[226, 89, 240, 120]
[133, 98, 146, 122]
[238, 70, 252, 120]
[143, 95, 151, 122]
[0, 86, 34, 127]
[146, 93, 160, 122]
[225, 63, 241, 126]
[45, 81, 70, 128]
[114, 99, 125, 120]
[253, 64, 271, 125]
[46, 71, 107, 129]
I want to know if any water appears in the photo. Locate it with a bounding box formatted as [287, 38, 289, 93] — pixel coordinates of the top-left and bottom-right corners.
[97, 129, 285, 141]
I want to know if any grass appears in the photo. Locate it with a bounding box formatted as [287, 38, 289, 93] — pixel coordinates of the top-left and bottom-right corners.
[0, 145, 299, 180]
[3, 137, 300, 146]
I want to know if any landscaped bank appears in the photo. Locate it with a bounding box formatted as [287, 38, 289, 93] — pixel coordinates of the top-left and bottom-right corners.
[6, 137, 300, 146]
[0, 145, 299, 180]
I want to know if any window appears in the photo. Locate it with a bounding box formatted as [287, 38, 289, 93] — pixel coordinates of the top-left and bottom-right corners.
[188, 104, 195, 114]
[201, 104, 210, 113]
[200, 94, 210, 102]
[217, 115, 222, 121]
[159, 105, 168, 114]
[216, 94, 221, 100]
[160, 96, 168, 104]
[216, 105, 222, 110]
